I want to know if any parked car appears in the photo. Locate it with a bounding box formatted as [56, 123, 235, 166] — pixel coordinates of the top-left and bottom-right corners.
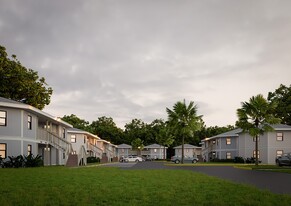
[171, 155, 198, 164]
[123, 155, 143, 163]
[276, 153, 291, 166]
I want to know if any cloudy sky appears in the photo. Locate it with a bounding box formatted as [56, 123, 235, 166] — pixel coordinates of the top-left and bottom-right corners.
[1, 0, 291, 128]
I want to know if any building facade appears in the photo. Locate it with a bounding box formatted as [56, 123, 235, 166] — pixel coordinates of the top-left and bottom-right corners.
[201, 125, 291, 164]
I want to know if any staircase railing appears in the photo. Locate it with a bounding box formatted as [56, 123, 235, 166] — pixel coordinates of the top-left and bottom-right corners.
[37, 128, 73, 155]
[78, 145, 88, 166]
[89, 143, 103, 158]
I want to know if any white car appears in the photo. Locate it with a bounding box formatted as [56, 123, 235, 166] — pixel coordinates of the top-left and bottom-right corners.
[123, 155, 143, 162]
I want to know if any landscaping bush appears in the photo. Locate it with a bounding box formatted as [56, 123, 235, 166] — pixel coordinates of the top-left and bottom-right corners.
[234, 156, 245, 163]
[211, 158, 234, 163]
[0, 154, 43, 168]
[87, 156, 100, 163]
[24, 154, 43, 167]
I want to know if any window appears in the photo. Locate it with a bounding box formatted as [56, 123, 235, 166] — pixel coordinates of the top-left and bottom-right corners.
[186, 149, 189, 153]
[226, 138, 231, 145]
[253, 150, 260, 159]
[27, 115, 32, 130]
[121, 149, 124, 153]
[277, 133, 283, 141]
[0, 110, 7, 126]
[253, 136, 260, 142]
[63, 153, 65, 159]
[276, 150, 283, 157]
[84, 135, 86, 144]
[71, 135, 76, 143]
[63, 128, 66, 139]
[154, 149, 157, 153]
[28, 144, 32, 155]
[0, 143, 7, 158]
[212, 140, 216, 144]
[226, 152, 231, 159]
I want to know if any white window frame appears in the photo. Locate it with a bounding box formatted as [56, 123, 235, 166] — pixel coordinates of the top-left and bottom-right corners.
[253, 150, 260, 159]
[0, 143, 7, 158]
[226, 138, 231, 145]
[276, 133, 283, 141]
[276, 150, 283, 157]
[71, 135, 76, 143]
[226, 152, 231, 159]
[0, 110, 7, 126]
[28, 115, 32, 130]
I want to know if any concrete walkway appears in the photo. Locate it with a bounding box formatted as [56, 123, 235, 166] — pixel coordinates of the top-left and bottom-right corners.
[118, 161, 291, 195]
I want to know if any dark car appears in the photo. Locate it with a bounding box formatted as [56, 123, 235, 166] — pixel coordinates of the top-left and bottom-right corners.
[276, 153, 291, 166]
[171, 155, 198, 164]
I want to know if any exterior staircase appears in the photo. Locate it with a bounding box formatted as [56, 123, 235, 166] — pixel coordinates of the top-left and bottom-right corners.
[66, 154, 78, 167]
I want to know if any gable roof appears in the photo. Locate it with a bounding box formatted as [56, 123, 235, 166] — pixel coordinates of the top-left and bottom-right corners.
[174, 144, 201, 149]
[272, 124, 291, 131]
[117, 144, 132, 149]
[67, 128, 100, 139]
[0, 96, 72, 128]
[144, 143, 166, 149]
[202, 124, 291, 142]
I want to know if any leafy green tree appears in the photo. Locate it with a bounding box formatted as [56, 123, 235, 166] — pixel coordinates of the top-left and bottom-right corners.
[90, 116, 124, 145]
[131, 138, 144, 155]
[0, 45, 52, 110]
[268, 84, 291, 125]
[166, 100, 203, 163]
[155, 124, 174, 160]
[124, 119, 148, 145]
[61, 114, 90, 131]
[236, 94, 281, 166]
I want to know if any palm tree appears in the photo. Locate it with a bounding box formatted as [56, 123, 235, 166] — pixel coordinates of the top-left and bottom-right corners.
[236, 94, 281, 166]
[166, 100, 202, 164]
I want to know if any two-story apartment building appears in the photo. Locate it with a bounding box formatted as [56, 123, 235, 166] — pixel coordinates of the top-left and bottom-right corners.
[174, 144, 202, 160]
[0, 97, 73, 166]
[143, 144, 167, 159]
[201, 124, 291, 164]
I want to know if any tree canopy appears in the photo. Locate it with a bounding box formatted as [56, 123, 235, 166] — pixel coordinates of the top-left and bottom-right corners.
[268, 84, 291, 125]
[0, 45, 52, 110]
[61, 114, 90, 131]
[90, 116, 124, 145]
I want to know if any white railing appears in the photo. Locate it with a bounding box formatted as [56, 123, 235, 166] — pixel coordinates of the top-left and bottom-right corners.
[37, 128, 73, 154]
[78, 145, 88, 166]
[89, 143, 103, 158]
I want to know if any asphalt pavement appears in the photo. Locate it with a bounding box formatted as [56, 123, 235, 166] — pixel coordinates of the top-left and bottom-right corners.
[108, 161, 291, 195]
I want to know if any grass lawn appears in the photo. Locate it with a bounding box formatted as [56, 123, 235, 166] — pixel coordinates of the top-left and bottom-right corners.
[0, 166, 291, 206]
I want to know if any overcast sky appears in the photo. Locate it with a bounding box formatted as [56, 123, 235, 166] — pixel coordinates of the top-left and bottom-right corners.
[1, 0, 291, 128]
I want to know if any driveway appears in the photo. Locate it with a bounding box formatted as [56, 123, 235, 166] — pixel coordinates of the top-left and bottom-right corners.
[119, 161, 291, 195]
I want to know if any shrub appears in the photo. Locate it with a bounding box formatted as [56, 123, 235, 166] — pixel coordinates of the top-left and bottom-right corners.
[234, 156, 245, 163]
[87, 156, 100, 163]
[1, 154, 43, 168]
[24, 154, 43, 167]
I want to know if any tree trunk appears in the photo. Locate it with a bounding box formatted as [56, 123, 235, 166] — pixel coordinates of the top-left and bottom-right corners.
[164, 146, 166, 160]
[181, 136, 184, 164]
[255, 135, 258, 166]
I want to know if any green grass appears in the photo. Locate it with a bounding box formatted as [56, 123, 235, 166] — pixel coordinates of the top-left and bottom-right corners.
[0, 166, 291, 206]
[237, 165, 291, 174]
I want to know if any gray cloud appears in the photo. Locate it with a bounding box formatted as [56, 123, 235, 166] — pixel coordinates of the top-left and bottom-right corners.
[1, 0, 291, 128]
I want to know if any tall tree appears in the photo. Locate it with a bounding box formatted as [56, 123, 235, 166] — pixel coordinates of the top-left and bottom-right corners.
[90, 116, 124, 145]
[166, 100, 203, 163]
[124, 119, 148, 145]
[0, 45, 52, 110]
[268, 84, 291, 125]
[236, 94, 281, 166]
[61, 114, 90, 131]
